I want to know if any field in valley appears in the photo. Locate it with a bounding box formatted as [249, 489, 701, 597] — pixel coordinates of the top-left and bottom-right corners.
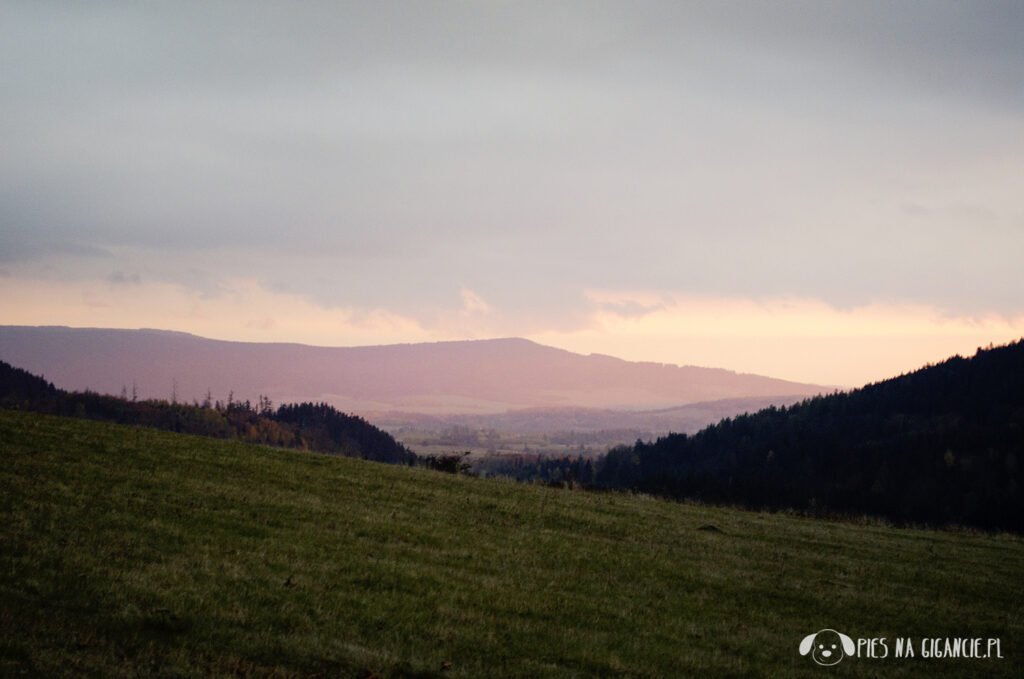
[1, 409, 1021, 678]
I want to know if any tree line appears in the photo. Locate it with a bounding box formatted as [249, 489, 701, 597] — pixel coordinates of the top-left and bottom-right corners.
[0, 361, 420, 466]
[590, 340, 1024, 532]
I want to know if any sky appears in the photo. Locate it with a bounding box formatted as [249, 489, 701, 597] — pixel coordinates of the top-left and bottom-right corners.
[2, 1, 1023, 387]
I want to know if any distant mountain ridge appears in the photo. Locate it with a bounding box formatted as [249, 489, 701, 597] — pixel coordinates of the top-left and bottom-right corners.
[0, 326, 825, 416]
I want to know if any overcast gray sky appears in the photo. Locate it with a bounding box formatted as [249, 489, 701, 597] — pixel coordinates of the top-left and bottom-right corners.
[2, 1, 1023, 384]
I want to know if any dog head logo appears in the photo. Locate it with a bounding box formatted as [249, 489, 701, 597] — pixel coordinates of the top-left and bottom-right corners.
[800, 629, 855, 666]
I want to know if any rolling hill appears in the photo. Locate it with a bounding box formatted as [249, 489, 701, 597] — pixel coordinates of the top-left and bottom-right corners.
[1, 409, 1020, 677]
[0, 325, 825, 415]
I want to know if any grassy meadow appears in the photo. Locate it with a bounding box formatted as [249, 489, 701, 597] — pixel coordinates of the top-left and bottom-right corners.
[1, 409, 1021, 678]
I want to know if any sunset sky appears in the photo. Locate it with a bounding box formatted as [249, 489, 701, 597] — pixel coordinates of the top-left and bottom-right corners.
[2, 1, 1023, 387]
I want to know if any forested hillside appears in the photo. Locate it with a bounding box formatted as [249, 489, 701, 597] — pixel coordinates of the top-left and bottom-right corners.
[0, 360, 414, 465]
[598, 341, 1024, 531]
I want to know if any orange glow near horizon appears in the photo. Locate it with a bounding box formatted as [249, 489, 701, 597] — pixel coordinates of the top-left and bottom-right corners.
[2, 276, 1022, 389]
[0, 276, 436, 348]
[530, 291, 1024, 387]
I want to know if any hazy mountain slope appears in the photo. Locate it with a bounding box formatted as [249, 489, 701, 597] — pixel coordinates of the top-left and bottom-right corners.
[377, 396, 816, 438]
[0, 326, 825, 414]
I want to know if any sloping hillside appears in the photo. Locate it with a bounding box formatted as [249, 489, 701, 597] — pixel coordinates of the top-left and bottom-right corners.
[1, 410, 1021, 677]
[599, 340, 1024, 531]
[0, 326, 825, 414]
[0, 360, 414, 465]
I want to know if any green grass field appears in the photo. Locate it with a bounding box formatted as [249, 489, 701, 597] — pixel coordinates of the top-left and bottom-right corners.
[1, 409, 1021, 678]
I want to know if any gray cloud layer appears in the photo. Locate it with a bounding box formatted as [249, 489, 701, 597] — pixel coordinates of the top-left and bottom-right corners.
[2, 1, 1023, 321]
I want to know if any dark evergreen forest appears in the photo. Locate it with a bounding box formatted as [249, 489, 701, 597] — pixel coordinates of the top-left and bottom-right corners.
[595, 341, 1024, 531]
